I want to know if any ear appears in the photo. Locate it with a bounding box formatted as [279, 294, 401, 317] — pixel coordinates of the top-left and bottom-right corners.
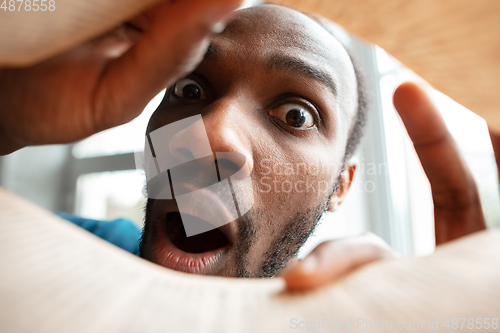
[327, 159, 357, 212]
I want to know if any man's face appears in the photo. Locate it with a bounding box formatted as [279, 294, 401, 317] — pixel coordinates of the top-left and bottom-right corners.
[140, 5, 358, 277]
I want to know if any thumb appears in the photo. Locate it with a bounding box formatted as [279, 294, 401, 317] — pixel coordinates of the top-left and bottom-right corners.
[92, 0, 243, 130]
[282, 234, 396, 291]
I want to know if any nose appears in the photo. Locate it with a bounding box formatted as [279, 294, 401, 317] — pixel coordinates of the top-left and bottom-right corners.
[167, 116, 213, 164]
[168, 99, 253, 180]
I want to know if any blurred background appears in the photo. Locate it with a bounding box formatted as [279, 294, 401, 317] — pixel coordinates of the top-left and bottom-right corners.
[1, 24, 498, 258]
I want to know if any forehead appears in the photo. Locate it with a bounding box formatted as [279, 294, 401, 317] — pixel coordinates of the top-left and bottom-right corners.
[225, 5, 345, 62]
[213, 4, 358, 117]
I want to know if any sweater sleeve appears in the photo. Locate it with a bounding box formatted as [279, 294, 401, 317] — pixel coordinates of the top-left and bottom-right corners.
[56, 212, 141, 255]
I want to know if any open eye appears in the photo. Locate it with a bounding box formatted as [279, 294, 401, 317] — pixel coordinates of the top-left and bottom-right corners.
[268, 103, 315, 129]
[173, 78, 207, 100]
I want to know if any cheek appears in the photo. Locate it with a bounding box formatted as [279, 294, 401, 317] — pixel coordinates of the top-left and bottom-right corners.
[251, 141, 339, 222]
[240, 143, 340, 269]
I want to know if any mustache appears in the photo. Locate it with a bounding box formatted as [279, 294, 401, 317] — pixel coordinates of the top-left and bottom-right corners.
[146, 156, 219, 199]
[145, 154, 247, 198]
[145, 154, 254, 238]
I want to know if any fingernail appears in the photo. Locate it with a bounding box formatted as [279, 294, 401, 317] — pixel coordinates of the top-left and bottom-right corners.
[210, 21, 227, 34]
[201, 1, 241, 35]
[203, 1, 240, 24]
[296, 256, 317, 276]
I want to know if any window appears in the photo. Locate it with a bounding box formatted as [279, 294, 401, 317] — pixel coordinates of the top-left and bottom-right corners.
[71, 90, 165, 226]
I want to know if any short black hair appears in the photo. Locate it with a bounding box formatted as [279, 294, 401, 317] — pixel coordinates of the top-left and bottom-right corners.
[342, 55, 367, 161]
[310, 16, 368, 163]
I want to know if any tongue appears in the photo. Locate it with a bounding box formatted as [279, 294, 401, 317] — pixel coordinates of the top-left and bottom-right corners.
[165, 212, 229, 253]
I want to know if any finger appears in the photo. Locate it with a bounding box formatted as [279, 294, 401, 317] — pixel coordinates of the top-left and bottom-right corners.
[393, 82, 486, 244]
[489, 130, 500, 183]
[281, 234, 395, 291]
[92, 0, 243, 130]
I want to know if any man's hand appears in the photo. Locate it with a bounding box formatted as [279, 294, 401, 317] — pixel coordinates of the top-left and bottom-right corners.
[394, 82, 486, 244]
[282, 82, 488, 291]
[0, 0, 242, 155]
[281, 233, 396, 291]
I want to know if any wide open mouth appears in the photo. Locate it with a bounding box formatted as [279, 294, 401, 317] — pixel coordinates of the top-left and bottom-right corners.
[165, 212, 230, 253]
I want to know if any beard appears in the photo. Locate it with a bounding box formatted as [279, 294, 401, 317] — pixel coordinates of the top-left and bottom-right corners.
[139, 182, 337, 278]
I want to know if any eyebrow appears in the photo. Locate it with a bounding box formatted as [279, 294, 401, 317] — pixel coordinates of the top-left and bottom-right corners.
[266, 54, 337, 95]
[204, 44, 337, 96]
